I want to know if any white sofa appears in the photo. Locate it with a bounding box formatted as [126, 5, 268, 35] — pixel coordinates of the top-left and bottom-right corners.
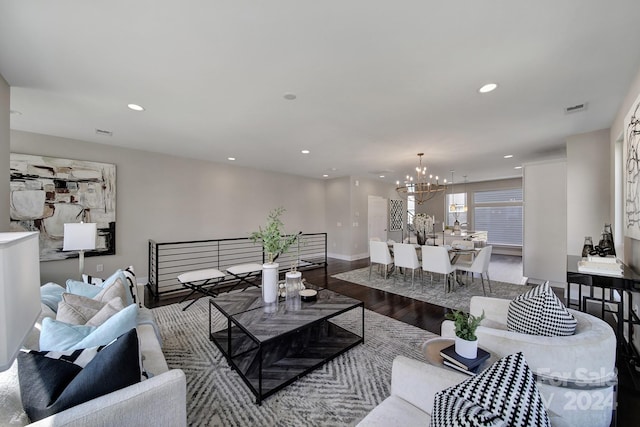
[441, 296, 617, 427]
[0, 284, 187, 427]
[356, 356, 572, 426]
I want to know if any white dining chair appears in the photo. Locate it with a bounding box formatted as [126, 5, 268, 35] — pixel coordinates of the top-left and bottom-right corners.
[393, 243, 421, 288]
[421, 245, 456, 292]
[451, 239, 475, 263]
[369, 240, 394, 279]
[454, 245, 493, 295]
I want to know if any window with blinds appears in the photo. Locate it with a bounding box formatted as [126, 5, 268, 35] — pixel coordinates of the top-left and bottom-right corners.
[473, 189, 523, 246]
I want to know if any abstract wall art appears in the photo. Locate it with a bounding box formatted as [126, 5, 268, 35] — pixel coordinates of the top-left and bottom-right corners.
[389, 199, 404, 231]
[9, 153, 116, 261]
[624, 93, 640, 240]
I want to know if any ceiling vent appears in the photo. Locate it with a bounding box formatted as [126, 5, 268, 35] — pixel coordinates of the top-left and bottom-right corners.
[95, 128, 113, 136]
[564, 103, 587, 114]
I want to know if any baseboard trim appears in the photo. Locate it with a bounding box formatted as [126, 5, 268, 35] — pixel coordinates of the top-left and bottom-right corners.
[327, 252, 369, 261]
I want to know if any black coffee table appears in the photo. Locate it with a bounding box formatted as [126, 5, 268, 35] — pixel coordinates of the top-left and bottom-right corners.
[209, 284, 364, 404]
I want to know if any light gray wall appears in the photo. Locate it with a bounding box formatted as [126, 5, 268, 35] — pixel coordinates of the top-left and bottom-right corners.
[351, 177, 399, 259]
[566, 129, 611, 256]
[611, 65, 640, 269]
[523, 159, 567, 284]
[415, 190, 447, 230]
[0, 75, 9, 231]
[11, 130, 326, 284]
[610, 64, 640, 354]
[325, 176, 398, 260]
[325, 176, 352, 259]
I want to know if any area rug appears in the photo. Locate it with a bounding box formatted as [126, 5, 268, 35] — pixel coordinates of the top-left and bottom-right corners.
[152, 298, 435, 426]
[332, 267, 530, 312]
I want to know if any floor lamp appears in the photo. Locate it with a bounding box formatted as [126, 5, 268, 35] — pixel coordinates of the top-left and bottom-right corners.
[0, 232, 41, 371]
[63, 222, 97, 278]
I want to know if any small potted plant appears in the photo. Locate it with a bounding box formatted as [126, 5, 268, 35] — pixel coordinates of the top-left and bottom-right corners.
[250, 207, 299, 303]
[445, 310, 485, 359]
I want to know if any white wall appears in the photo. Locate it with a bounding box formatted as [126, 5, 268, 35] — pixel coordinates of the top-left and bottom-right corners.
[11, 130, 327, 285]
[610, 64, 640, 355]
[0, 75, 9, 231]
[611, 65, 640, 269]
[566, 129, 611, 256]
[351, 177, 398, 260]
[523, 159, 567, 284]
[325, 177, 352, 260]
[325, 176, 398, 261]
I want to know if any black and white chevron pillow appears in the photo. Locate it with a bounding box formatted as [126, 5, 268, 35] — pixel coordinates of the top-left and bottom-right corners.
[431, 352, 550, 427]
[23, 344, 105, 368]
[507, 281, 577, 336]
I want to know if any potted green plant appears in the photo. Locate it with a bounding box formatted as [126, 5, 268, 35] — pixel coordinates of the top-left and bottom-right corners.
[445, 309, 485, 359]
[250, 207, 299, 264]
[250, 207, 299, 304]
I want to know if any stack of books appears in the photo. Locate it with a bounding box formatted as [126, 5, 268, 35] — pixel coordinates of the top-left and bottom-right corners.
[439, 344, 490, 375]
[577, 256, 622, 277]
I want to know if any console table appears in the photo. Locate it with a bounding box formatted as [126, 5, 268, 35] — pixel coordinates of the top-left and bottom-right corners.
[566, 255, 640, 389]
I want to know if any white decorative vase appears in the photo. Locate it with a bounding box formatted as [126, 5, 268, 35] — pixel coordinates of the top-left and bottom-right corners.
[455, 336, 478, 359]
[262, 262, 279, 304]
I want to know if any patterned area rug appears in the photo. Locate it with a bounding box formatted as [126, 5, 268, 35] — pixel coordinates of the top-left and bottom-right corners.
[152, 298, 435, 426]
[332, 267, 529, 312]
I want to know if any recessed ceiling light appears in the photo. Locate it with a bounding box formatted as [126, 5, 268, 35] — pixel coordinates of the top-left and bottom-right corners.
[504, 154, 513, 159]
[478, 83, 498, 93]
[284, 93, 297, 100]
[301, 150, 310, 154]
[514, 166, 522, 170]
[379, 175, 385, 178]
[127, 103, 145, 111]
[228, 157, 236, 161]
[10, 109, 22, 115]
[322, 174, 329, 178]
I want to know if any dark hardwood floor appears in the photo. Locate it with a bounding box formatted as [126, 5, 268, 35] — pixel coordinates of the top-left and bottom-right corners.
[147, 257, 639, 427]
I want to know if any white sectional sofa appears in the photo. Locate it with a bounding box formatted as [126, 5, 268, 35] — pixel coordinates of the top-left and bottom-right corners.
[0, 283, 187, 427]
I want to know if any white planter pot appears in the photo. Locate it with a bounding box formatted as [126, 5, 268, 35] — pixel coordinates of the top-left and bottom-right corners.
[455, 336, 478, 359]
[262, 262, 279, 304]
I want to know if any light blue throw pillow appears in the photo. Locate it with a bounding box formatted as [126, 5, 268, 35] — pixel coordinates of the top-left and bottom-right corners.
[40, 304, 138, 351]
[40, 282, 66, 312]
[39, 319, 96, 351]
[65, 279, 102, 299]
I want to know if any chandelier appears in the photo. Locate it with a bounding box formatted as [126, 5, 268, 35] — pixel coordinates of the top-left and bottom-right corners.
[396, 153, 447, 205]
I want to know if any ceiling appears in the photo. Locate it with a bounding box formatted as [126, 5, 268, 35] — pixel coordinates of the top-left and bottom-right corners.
[2, 1, 640, 184]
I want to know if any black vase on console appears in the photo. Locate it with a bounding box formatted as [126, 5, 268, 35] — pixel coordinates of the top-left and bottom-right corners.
[598, 224, 615, 257]
[582, 236, 594, 258]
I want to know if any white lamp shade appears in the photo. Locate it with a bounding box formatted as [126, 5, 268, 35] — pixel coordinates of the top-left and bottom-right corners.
[0, 232, 41, 371]
[63, 223, 97, 251]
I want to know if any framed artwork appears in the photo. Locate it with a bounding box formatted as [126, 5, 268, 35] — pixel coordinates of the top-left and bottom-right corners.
[389, 199, 404, 231]
[9, 153, 116, 261]
[624, 92, 640, 240]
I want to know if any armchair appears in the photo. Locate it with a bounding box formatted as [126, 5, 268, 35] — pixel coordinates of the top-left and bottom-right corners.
[441, 296, 617, 427]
